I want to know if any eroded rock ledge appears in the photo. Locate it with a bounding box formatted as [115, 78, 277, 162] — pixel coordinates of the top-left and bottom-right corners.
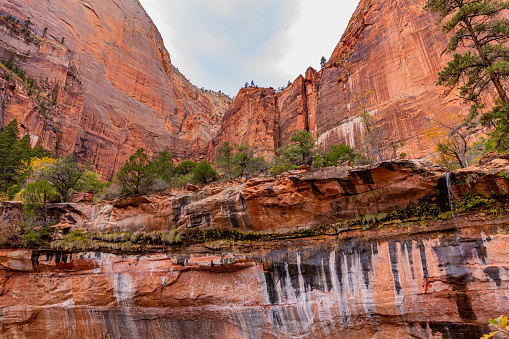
[1, 158, 509, 338]
[0, 216, 508, 338]
[5, 158, 504, 236]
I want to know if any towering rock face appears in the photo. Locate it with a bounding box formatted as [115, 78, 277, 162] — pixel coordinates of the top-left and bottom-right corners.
[208, 0, 469, 161]
[0, 0, 230, 178]
[316, 0, 462, 157]
[208, 69, 320, 160]
[207, 87, 279, 159]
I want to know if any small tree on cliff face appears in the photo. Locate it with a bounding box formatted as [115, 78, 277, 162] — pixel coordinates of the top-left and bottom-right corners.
[216, 141, 235, 180]
[271, 130, 317, 174]
[151, 149, 174, 183]
[289, 130, 317, 166]
[320, 56, 327, 69]
[233, 142, 255, 178]
[425, 0, 509, 152]
[313, 143, 358, 168]
[192, 160, 218, 184]
[115, 148, 154, 196]
[46, 153, 91, 202]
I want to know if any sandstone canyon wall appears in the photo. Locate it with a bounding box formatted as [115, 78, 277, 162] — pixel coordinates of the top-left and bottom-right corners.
[1, 157, 509, 338]
[208, 0, 476, 161]
[0, 0, 230, 179]
[0, 219, 508, 338]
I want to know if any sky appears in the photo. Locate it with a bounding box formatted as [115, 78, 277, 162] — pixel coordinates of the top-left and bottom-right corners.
[140, 0, 360, 97]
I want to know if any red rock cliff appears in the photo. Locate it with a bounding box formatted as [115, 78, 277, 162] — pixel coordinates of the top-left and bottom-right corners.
[208, 0, 473, 161]
[207, 87, 279, 159]
[0, 218, 508, 338]
[0, 0, 230, 178]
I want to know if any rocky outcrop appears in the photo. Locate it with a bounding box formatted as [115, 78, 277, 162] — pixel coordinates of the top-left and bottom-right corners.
[1, 161, 509, 337]
[0, 1, 230, 179]
[0, 217, 508, 338]
[4, 158, 509, 237]
[14, 160, 443, 234]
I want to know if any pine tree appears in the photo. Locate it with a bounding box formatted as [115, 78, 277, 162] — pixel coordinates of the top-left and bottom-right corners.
[289, 130, 317, 166]
[173, 160, 197, 176]
[115, 148, 154, 196]
[192, 160, 218, 184]
[0, 120, 34, 193]
[233, 142, 255, 178]
[425, 0, 509, 151]
[46, 153, 90, 202]
[216, 141, 235, 180]
[151, 149, 174, 183]
[320, 56, 327, 69]
[0, 120, 21, 191]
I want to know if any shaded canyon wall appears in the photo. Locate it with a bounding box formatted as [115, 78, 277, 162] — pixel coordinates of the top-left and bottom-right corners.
[0, 0, 230, 178]
[0, 222, 508, 338]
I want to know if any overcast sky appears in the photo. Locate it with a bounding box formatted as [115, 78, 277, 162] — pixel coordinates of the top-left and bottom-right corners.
[139, 0, 360, 97]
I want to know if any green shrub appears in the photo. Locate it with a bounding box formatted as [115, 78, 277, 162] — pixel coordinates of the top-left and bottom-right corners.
[115, 148, 154, 195]
[24, 229, 41, 247]
[313, 143, 358, 168]
[192, 160, 218, 184]
[174, 160, 197, 176]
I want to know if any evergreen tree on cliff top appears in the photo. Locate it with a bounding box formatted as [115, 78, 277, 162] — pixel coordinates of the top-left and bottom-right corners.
[425, 0, 509, 151]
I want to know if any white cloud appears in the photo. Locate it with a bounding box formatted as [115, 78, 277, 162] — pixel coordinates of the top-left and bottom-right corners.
[140, 0, 359, 96]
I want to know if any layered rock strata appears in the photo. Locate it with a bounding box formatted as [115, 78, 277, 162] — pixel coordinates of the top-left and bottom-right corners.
[0, 0, 230, 178]
[1, 158, 507, 239]
[0, 218, 508, 338]
[8, 160, 445, 234]
[1, 160, 509, 337]
[208, 0, 476, 161]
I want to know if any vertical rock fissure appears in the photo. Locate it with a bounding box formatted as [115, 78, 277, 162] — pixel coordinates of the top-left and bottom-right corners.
[226, 188, 240, 229]
[301, 77, 310, 132]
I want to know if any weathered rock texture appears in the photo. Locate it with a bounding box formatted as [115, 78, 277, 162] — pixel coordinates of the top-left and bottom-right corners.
[208, 0, 476, 161]
[207, 87, 279, 159]
[13, 160, 447, 234]
[3, 158, 508, 239]
[1, 219, 509, 338]
[316, 0, 464, 157]
[208, 69, 320, 160]
[1, 160, 509, 337]
[0, 0, 230, 179]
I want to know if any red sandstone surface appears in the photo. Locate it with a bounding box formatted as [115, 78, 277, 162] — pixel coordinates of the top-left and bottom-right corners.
[0, 218, 508, 338]
[0, 158, 500, 237]
[208, 0, 479, 161]
[0, 0, 230, 179]
[0, 159, 509, 337]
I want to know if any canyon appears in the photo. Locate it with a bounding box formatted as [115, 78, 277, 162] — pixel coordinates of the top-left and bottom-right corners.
[1, 0, 508, 338]
[0, 0, 474, 169]
[0, 0, 230, 179]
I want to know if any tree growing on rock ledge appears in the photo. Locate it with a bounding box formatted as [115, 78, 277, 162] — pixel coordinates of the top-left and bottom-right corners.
[425, 0, 509, 152]
[115, 148, 154, 196]
[192, 160, 218, 184]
